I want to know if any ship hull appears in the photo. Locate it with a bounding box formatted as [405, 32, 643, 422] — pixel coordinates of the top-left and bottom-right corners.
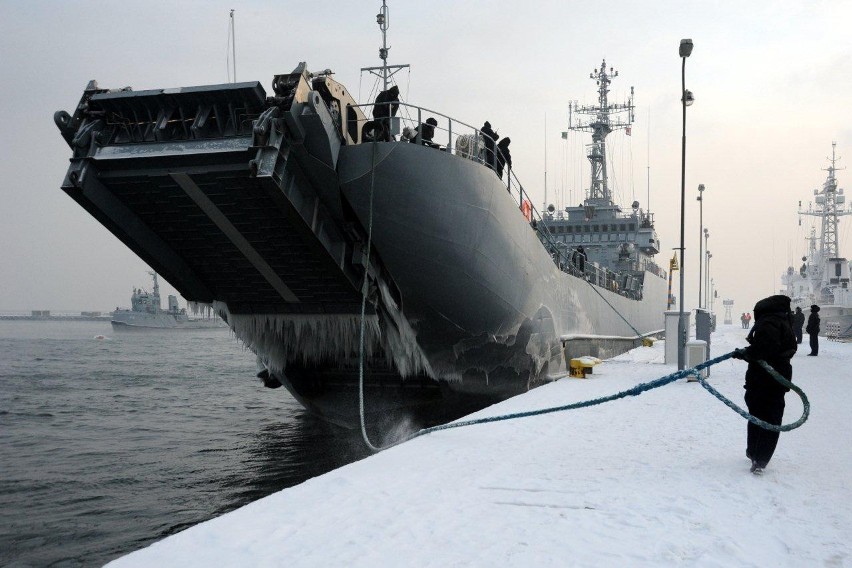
[258, 142, 667, 425]
[111, 311, 226, 330]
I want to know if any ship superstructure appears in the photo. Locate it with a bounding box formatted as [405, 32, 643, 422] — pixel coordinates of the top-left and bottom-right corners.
[782, 143, 852, 337]
[545, 61, 665, 297]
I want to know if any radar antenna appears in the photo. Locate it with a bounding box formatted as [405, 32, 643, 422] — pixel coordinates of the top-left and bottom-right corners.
[566, 60, 635, 205]
[799, 142, 850, 262]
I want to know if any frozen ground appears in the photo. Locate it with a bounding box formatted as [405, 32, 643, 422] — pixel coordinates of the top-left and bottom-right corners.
[110, 325, 851, 567]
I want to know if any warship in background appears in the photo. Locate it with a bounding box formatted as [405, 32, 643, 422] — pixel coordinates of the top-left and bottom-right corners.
[55, 3, 666, 425]
[111, 272, 226, 330]
[782, 143, 852, 338]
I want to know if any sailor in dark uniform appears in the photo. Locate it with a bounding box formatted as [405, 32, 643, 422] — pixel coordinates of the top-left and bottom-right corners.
[480, 121, 497, 169]
[495, 137, 512, 180]
[373, 85, 400, 141]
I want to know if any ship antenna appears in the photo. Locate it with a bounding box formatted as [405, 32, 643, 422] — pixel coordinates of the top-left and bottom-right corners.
[361, 1, 409, 95]
[647, 106, 651, 212]
[544, 112, 548, 212]
[226, 9, 236, 83]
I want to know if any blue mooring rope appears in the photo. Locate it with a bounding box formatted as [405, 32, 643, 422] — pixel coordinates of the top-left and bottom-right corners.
[361, 349, 810, 452]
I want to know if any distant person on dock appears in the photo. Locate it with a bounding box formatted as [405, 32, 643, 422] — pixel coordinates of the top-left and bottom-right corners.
[792, 307, 805, 344]
[745, 312, 752, 328]
[373, 85, 400, 141]
[495, 137, 512, 180]
[806, 304, 820, 356]
[480, 121, 498, 169]
[740, 313, 747, 329]
[731, 294, 797, 475]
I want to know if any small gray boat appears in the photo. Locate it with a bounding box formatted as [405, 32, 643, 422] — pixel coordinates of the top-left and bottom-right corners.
[111, 272, 226, 330]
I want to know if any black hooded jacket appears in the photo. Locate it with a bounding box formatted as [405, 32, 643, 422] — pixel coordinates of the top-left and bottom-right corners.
[806, 309, 820, 335]
[742, 295, 797, 392]
[373, 86, 400, 119]
[495, 137, 512, 177]
[792, 309, 805, 330]
[481, 122, 497, 164]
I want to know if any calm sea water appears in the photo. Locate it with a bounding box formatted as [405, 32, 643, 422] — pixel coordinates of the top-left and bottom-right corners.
[0, 320, 373, 567]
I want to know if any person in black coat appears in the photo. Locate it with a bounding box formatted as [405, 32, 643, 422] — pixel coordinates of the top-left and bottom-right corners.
[373, 85, 400, 141]
[731, 294, 797, 474]
[573, 245, 587, 275]
[792, 306, 805, 344]
[806, 304, 820, 356]
[495, 137, 512, 180]
[414, 117, 439, 148]
[480, 121, 497, 169]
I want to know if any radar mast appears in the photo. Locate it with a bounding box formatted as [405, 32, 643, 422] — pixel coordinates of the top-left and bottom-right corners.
[360, 1, 409, 93]
[799, 142, 850, 267]
[567, 60, 635, 206]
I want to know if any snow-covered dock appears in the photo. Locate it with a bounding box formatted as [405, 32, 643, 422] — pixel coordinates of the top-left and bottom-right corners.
[110, 326, 852, 567]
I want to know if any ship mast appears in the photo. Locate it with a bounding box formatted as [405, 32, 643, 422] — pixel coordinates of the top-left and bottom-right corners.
[567, 60, 635, 206]
[799, 142, 850, 267]
[360, 1, 409, 93]
[149, 271, 161, 311]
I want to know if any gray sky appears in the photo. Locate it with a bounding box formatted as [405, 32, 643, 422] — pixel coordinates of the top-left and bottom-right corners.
[1, 0, 851, 315]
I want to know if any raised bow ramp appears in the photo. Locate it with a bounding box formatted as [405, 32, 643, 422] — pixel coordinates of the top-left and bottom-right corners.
[56, 77, 367, 317]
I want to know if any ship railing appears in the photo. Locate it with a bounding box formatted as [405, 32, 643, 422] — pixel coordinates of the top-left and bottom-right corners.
[353, 102, 647, 300]
[352, 101, 542, 220]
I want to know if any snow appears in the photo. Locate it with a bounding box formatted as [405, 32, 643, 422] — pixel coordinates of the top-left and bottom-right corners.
[109, 325, 852, 567]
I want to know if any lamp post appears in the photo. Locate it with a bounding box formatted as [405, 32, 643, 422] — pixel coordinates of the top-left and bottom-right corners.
[704, 230, 710, 310]
[677, 38, 694, 371]
[697, 184, 705, 309]
[706, 252, 713, 316]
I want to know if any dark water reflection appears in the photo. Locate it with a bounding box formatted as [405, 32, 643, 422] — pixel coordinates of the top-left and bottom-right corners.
[0, 321, 372, 567]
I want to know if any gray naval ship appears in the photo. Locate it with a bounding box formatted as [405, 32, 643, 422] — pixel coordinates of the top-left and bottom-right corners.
[782, 142, 852, 339]
[55, 4, 667, 425]
[112, 272, 226, 330]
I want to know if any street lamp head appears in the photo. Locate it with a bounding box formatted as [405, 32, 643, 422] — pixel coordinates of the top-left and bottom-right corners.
[682, 90, 695, 106]
[679, 39, 694, 58]
[704, 228, 709, 236]
[698, 184, 705, 192]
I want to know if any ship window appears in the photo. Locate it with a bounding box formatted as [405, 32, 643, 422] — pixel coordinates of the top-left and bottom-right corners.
[629, 223, 636, 231]
[584, 225, 590, 233]
[837, 263, 842, 277]
[620, 224, 626, 231]
[567, 226, 573, 233]
[611, 224, 618, 232]
[593, 225, 600, 232]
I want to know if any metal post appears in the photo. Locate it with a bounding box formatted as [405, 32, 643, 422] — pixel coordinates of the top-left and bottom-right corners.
[704, 230, 710, 309]
[677, 38, 693, 371]
[697, 184, 704, 309]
